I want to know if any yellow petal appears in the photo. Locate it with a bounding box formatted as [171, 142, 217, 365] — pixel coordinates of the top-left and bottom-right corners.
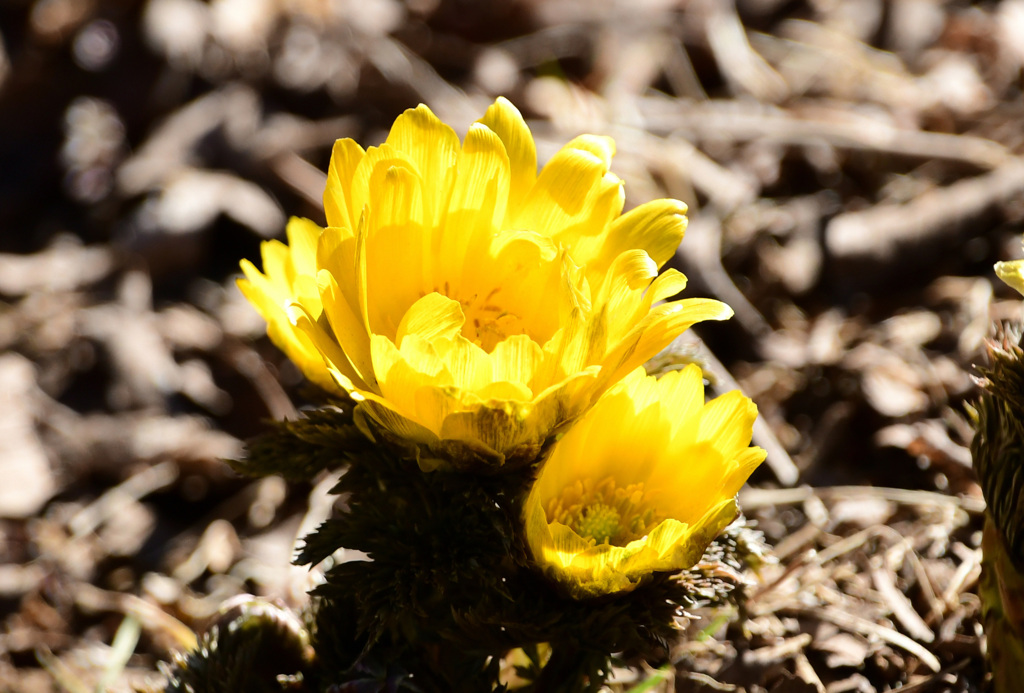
[353, 211, 371, 335]
[357, 396, 440, 446]
[996, 259, 1024, 297]
[285, 217, 322, 278]
[385, 104, 459, 224]
[731, 446, 769, 487]
[435, 336, 494, 392]
[438, 123, 511, 285]
[513, 145, 624, 257]
[398, 338, 452, 389]
[592, 249, 658, 319]
[369, 162, 426, 232]
[641, 268, 689, 309]
[237, 274, 335, 392]
[348, 144, 412, 237]
[315, 224, 357, 307]
[490, 334, 543, 390]
[412, 384, 459, 435]
[261, 239, 293, 287]
[365, 162, 428, 339]
[476, 380, 532, 402]
[647, 365, 705, 425]
[371, 334, 449, 431]
[317, 269, 375, 389]
[595, 198, 688, 276]
[551, 388, 667, 488]
[292, 273, 321, 311]
[697, 389, 759, 456]
[478, 97, 536, 213]
[239, 258, 281, 307]
[324, 138, 365, 229]
[539, 310, 591, 381]
[439, 406, 520, 456]
[287, 302, 362, 391]
[562, 134, 615, 169]
[466, 232, 567, 347]
[236, 271, 280, 328]
[597, 298, 733, 392]
[548, 521, 599, 568]
[601, 249, 658, 293]
[645, 499, 737, 569]
[396, 292, 466, 347]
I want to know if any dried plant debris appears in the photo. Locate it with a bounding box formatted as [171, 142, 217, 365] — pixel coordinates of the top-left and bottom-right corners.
[3, 0, 1020, 689]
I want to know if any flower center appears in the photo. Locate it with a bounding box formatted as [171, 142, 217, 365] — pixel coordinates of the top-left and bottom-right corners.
[573, 504, 621, 545]
[452, 286, 528, 352]
[546, 477, 660, 547]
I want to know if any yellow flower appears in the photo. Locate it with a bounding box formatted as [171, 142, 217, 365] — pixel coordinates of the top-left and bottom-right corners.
[524, 365, 765, 598]
[238, 98, 731, 468]
[996, 259, 1024, 297]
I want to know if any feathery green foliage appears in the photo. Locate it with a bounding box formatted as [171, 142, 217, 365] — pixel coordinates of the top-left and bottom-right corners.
[230, 402, 369, 481]
[971, 327, 1024, 692]
[294, 434, 764, 692]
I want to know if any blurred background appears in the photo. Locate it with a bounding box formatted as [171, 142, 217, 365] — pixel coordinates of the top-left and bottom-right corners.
[1, 0, 1022, 690]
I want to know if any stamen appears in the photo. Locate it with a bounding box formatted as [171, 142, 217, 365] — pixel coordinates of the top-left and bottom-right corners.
[547, 477, 661, 547]
[440, 285, 528, 352]
[574, 504, 620, 544]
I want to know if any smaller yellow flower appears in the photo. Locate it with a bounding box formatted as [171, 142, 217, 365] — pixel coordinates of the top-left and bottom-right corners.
[524, 365, 765, 599]
[996, 259, 1024, 297]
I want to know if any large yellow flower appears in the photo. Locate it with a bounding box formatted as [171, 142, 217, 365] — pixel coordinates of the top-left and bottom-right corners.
[239, 98, 731, 469]
[524, 365, 765, 598]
